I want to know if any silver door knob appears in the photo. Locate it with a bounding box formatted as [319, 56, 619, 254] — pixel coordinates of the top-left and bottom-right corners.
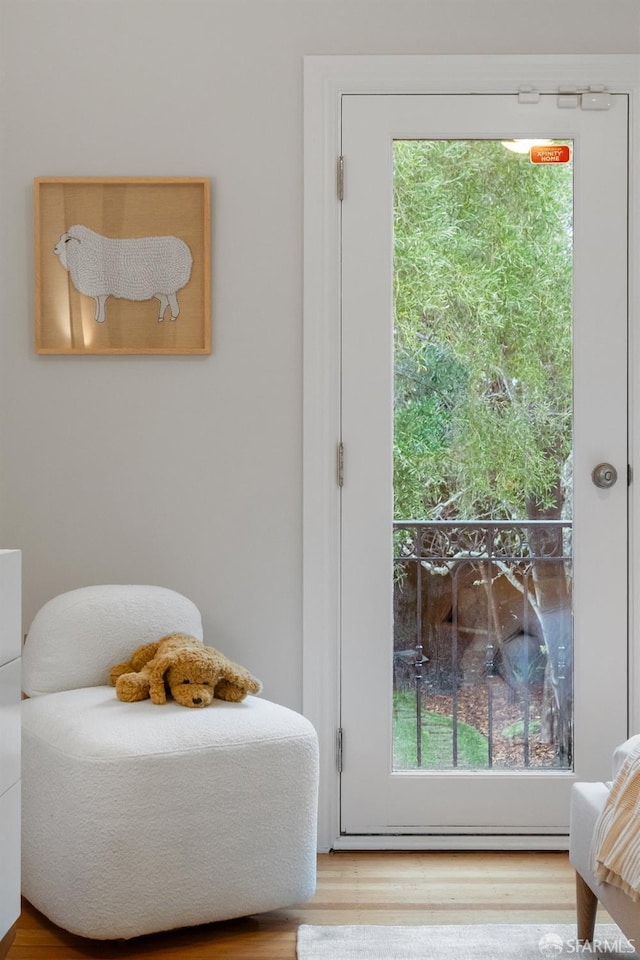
[592, 463, 618, 489]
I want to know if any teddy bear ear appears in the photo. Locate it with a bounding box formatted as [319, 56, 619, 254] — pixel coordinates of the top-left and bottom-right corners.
[148, 653, 175, 704]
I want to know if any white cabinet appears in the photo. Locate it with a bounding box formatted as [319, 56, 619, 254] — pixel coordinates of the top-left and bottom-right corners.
[0, 550, 21, 955]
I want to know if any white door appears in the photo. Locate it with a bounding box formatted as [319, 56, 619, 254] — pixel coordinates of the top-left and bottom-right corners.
[340, 93, 628, 838]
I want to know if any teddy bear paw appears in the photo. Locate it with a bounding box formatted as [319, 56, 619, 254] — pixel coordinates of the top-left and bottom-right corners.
[109, 662, 133, 687]
[115, 672, 151, 702]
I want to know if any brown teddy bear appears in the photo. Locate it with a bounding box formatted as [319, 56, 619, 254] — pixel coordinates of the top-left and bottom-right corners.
[109, 633, 262, 708]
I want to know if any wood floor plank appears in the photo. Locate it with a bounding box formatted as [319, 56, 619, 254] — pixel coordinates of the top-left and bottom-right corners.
[7, 851, 597, 960]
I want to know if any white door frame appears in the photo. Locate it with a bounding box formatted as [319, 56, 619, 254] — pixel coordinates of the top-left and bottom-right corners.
[302, 54, 640, 853]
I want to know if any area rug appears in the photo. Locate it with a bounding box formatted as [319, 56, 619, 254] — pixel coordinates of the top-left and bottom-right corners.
[297, 923, 638, 959]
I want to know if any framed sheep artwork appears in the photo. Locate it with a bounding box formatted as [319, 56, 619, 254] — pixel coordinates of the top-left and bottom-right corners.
[33, 177, 211, 355]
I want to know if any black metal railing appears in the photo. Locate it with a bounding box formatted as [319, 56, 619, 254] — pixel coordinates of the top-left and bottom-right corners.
[393, 520, 573, 770]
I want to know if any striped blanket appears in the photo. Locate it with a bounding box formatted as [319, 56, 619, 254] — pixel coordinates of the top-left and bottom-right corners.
[592, 739, 640, 900]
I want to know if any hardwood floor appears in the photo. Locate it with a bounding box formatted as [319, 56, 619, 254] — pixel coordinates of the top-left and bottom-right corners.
[7, 851, 593, 959]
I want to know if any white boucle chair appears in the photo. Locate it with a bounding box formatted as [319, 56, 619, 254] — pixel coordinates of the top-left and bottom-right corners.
[21, 585, 319, 941]
[570, 736, 640, 945]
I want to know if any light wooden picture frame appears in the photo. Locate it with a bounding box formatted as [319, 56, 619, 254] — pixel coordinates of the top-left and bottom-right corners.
[34, 177, 211, 355]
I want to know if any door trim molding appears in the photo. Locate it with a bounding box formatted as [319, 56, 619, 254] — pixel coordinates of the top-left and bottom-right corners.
[302, 54, 640, 852]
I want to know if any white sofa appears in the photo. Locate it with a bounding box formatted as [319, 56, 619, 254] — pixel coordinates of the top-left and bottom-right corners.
[21, 585, 319, 940]
[570, 735, 640, 944]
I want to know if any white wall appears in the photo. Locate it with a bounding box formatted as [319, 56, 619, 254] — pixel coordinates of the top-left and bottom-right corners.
[1, 0, 638, 710]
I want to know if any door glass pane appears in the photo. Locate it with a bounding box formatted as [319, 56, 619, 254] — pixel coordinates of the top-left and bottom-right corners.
[392, 139, 573, 772]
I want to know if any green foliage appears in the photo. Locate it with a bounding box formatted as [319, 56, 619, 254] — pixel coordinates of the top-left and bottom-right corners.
[502, 719, 542, 739]
[393, 139, 573, 520]
[393, 342, 467, 517]
[393, 691, 489, 769]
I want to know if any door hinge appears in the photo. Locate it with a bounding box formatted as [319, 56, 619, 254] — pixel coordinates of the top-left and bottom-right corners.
[337, 728, 343, 773]
[337, 155, 344, 201]
[337, 442, 345, 487]
[628, 464, 633, 486]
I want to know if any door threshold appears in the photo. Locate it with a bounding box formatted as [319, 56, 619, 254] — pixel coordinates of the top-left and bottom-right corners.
[333, 834, 570, 851]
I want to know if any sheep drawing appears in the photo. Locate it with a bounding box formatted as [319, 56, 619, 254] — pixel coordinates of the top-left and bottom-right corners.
[53, 224, 193, 323]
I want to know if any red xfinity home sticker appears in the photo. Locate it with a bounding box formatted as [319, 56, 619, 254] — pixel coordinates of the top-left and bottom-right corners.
[530, 144, 571, 164]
